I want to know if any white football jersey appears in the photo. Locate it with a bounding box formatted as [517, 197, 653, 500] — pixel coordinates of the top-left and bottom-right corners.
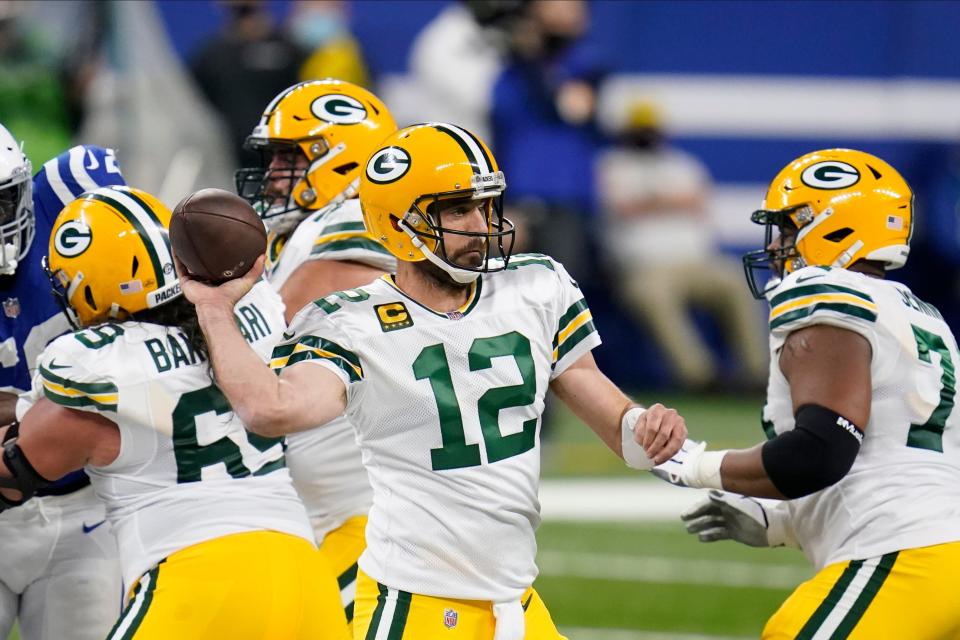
[267, 198, 397, 541]
[32, 282, 314, 588]
[273, 254, 600, 601]
[265, 198, 396, 289]
[763, 266, 960, 569]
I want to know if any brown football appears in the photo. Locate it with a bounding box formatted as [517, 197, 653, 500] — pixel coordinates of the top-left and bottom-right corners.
[169, 188, 266, 283]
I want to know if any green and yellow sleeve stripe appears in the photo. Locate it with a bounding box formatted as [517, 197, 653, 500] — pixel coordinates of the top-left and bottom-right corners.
[769, 283, 877, 330]
[270, 335, 363, 382]
[310, 222, 391, 257]
[553, 298, 596, 363]
[39, 364, 119, 412]
[506, 253, 556, 272]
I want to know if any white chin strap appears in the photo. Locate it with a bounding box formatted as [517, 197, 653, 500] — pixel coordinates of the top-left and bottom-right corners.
[0, 243, 19, 276]
[399, 218, 480, 284]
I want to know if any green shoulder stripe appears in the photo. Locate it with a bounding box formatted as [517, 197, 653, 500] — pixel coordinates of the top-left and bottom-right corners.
[271, 335, 363, 381]
[770, 283, 873, 308]
[558, 298, 589, 330]
[770, 302, 877, 330]
[311, 238, 391, 256]
[321, 221, 367, 234]
[506, 258, 555, 271]
[555, 319, 597, 362]
[42, 388, 118, 412]
[39, 364, 119, 395]
[40, 362, 119, 411]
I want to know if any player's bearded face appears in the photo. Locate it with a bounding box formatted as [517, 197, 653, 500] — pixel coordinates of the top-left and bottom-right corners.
[436, 198, 489, 269]
[265, 150, 309, 205]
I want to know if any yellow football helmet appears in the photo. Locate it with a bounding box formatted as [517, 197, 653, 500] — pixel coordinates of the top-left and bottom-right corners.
[44, 185, 181, 327]
[359, 122, 515, 283]
[743, 148, 913, 298]
[235, 79, 397, 230]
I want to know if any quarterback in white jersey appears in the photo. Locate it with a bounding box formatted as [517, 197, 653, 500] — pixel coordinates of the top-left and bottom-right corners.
[0, 186, 348, 639]
[184, 123, 688, 640]
[237, 79, 398, 624]
[661, 149, 960, 639]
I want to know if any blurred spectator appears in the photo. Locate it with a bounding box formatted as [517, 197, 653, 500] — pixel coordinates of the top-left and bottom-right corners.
[491, 0, 603, 280]
[290, 1, 369, 87]
[404, 1, 524, 140]
[77, 2, 235, 204]
[0, 1, 105, 166]
[597, 100, 767, 389]
[190, 0, 306, 167]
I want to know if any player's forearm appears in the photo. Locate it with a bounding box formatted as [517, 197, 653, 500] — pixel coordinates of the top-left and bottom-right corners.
[195, 302, 295, 436]
[719, 445, 787, 499]
[0, 392, 18, 425]
[550, 364, 628, 456]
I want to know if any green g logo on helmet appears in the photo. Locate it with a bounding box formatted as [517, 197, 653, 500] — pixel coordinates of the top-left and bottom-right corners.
[366, 147, 411, 184]
[53, 220, 93, 257]
[801, 161, 861, 190]
[310, 94, 368, 125]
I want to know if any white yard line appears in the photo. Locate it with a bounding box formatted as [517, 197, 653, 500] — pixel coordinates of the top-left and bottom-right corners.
[562, 628, 752, 640]
[539, 479, 712, 521]
[538, 550, 810, 590]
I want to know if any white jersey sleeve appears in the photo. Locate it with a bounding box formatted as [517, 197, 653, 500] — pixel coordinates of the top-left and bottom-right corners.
[545, 257, 601, 377]
[36, 336, 120, 416]
[271, 290, 364, 395]
[767, 266, 879, 355]
[266, 199, 396, 289]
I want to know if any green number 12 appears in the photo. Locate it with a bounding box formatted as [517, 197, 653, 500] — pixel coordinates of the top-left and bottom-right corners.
[413, 331, 538, 471]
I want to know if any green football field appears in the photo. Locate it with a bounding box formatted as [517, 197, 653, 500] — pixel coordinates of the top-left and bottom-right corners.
[9, 391, 807, 639]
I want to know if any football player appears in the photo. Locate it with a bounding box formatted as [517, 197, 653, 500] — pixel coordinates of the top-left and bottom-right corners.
[0, 126, 124, 640]
[236, 79, 397, 625]
[182, 123, 688, 639]
[657, 150, 960, 638]
[1, 186, 349, 639]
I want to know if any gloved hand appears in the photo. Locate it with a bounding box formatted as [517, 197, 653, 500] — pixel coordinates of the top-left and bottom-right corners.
[680, 489, 798, 548]
[650, 438, 718, 488]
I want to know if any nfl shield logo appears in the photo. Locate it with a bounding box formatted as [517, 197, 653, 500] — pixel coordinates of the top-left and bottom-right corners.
[3, 298, 19, 319]
[443, 608, 458, 629]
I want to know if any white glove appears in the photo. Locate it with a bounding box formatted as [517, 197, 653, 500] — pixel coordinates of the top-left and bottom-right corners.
[650, 439, 726, 490]
[620, 406, 654, 470]
[680, 489, 799, 549]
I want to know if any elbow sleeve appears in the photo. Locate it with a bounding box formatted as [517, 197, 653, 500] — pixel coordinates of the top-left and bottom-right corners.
[761, 404, 863, 499]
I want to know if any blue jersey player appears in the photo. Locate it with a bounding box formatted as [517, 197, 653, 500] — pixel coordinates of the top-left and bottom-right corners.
[0, 124, 123, 640]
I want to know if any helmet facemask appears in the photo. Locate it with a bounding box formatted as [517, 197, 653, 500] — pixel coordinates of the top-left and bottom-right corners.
[237, 140, 315, 233]
[43, 255, 82, 329]
[398, 173, 515, 284]
[0, 160, 34, 276]
[742, 206, 808, 299]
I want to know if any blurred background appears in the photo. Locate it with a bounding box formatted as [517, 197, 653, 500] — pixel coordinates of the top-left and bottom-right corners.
[3, 1, 960, 637]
